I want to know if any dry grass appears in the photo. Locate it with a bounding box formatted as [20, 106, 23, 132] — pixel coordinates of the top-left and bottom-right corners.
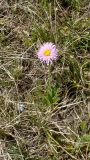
[0, 0, 90, 159]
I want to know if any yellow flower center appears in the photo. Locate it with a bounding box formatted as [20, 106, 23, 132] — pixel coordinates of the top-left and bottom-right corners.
[44, 49, 51, 56]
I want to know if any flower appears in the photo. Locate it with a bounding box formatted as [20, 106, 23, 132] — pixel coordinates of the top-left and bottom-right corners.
[37, 42, 58, 64]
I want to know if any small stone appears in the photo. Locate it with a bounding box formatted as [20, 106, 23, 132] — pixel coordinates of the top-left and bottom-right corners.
[18, 103, 25, 113]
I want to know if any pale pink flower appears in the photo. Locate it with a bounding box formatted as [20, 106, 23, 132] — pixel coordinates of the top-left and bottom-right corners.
[37, 42, 58, 64]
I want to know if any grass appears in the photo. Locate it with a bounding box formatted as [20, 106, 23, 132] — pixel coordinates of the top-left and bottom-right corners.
[0, 0, 90, 159]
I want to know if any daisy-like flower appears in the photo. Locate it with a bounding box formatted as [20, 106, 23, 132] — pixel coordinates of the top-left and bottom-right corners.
[37, 42, 58, 64]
